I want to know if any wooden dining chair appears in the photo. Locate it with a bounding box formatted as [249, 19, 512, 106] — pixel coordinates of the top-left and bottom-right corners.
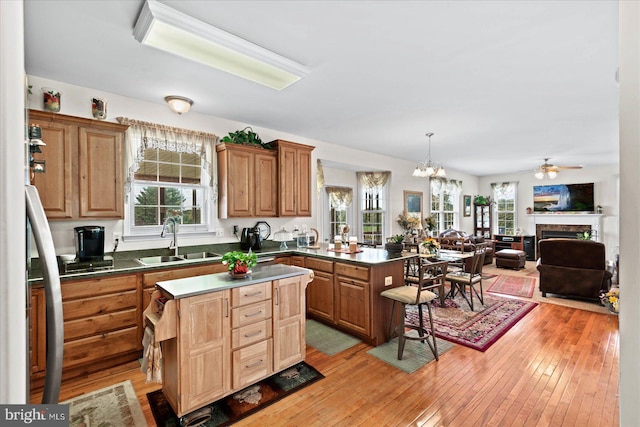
[447, 246, 486, 310]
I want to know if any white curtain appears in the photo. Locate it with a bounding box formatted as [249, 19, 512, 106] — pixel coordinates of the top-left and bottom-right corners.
[317, 159, 325, 196]
[116, 117, 218, 201]
[491, 181, 517, 199]
[431, 177, 463, 199]
[325, 186, 353, 209]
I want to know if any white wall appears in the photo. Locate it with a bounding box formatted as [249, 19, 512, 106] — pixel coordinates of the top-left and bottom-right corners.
[478, 165, 620, 258]
[29, 75, 482, 254]
[618, 1, 640, 424]
[1, 0, 27, 403]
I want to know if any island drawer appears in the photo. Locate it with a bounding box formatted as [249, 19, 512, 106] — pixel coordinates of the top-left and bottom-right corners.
[232, 338, 273, 389]
[232, 300, 272, 328]
[305, 257, 334, 273]
[231, 282, 272, 307]
[335, 262, 369, 281]
[232, 319, 272, 349]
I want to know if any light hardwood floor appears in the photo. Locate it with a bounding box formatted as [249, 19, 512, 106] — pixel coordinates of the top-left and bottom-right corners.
[31, 265, 619, 426]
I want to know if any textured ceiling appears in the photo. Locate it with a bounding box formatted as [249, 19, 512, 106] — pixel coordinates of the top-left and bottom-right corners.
[24, 0, 620, 176]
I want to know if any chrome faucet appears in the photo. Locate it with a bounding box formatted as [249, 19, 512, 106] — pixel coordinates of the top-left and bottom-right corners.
[161, 217, 179, 256]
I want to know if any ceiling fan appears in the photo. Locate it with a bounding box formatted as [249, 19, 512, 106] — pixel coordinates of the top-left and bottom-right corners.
[534, 158, 582, 179]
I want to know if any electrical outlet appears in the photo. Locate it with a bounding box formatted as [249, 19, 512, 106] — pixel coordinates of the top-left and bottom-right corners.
[113, 232, 122, 242]
[384, 276, 393, 286]
[233, 225, 239, 235]
[215, 228, 224, 237]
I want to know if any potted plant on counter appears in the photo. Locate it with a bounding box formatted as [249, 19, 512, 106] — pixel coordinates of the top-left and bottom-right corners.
[385, 234, 405, 254]
[222, 250, 258, 278]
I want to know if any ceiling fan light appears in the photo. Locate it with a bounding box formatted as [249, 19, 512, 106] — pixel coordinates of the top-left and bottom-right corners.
[535, 171, 545, 180]
[547, 170, 558, 179]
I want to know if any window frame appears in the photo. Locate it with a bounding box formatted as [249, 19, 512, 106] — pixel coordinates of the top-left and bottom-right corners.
[430, 182, 459, 233]
[358, 182, 388, 247]
[493, 183, 518, 235]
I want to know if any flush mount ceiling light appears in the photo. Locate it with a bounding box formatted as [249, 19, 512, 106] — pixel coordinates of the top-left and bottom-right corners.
[413, 133, 446, 178]
[133, 0, 309, 90]
[165, 96, 193, 114]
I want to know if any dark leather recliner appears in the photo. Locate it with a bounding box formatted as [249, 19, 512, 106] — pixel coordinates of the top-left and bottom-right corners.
[537, 238, 612, 301]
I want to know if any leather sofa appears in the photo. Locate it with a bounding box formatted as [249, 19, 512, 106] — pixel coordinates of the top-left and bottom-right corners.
[437, 229, 495, 265]
[537, 238, 612, 301]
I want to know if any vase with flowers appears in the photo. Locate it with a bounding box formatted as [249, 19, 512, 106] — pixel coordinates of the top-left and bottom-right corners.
[420, 237, 440, 256]
[423, 214, 437, 237]
[222, 250, 258, 278]
[600, 288, 619, 314]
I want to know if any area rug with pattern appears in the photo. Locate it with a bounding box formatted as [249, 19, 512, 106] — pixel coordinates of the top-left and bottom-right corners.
[148, 362, 323, 426]
[486, 275, 536, 298]
[63, 380, 146, 427]
[306, 318, 361, 355]
[406, 293, 537, 352]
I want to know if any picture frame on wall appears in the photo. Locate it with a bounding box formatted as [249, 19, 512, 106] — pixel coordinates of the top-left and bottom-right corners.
[463, 194, 472, 217]
[403, 190, 423, 222]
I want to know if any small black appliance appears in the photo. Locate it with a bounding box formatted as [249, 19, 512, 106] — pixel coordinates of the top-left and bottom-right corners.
[74, 226, 105, 261]
[240, 227, 263, 251]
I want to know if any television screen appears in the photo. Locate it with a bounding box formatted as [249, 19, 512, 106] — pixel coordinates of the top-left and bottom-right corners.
[533, 183, 595, 213]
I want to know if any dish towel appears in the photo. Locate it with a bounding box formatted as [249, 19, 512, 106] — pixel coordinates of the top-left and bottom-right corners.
[141, 326, 162, 383]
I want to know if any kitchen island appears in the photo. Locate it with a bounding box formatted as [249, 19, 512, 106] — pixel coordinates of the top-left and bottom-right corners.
[145, 264, 313, 418]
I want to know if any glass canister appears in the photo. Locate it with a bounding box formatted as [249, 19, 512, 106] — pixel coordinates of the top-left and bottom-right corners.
[297, 226, 309, 248]
[349, 236, 358, 252]
[334, 236, 342, 250]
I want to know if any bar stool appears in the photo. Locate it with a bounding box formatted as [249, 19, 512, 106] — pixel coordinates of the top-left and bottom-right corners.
[380, 262, 445, 361]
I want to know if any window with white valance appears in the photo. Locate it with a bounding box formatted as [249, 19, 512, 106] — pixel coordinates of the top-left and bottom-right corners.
[325, 186, 353, 242]
[492, 181, 518, 235]
[357, 171, 390, 246]
[430, 177, 462, 232]
[117, 117, 218, 236]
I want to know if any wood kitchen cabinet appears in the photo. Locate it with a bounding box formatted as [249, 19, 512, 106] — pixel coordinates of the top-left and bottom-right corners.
[305, 257, 335, 323]
[273, 275, 306, 370]
[148, 271, 310, 417]
[216, 143, 277, 218]
[304, 257, 405, 346]
[29, 288, 46, 377]
[30, 273, 141, 390]
[272, 140, 314, 217]
[335, 263, 371, 337]
[29, 110, 128, 219]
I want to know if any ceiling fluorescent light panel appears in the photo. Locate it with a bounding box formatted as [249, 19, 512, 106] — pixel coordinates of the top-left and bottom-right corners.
[133, 0, 309, 90]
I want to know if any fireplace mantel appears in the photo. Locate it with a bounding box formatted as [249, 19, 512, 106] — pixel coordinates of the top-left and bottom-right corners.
[527, 214, 603, 241]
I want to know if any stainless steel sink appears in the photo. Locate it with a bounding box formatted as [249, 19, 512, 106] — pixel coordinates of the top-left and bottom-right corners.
[182, 252, 222, 260]
[136, 255, 185, 265]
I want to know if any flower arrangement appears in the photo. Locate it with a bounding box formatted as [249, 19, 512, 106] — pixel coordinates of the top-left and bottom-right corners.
[221, 251, 258, 275]
[420, 237, 440, 254]
[423, 215, 437, 231]
[600, 288, 619, 313]
[397, 213, 421, 232]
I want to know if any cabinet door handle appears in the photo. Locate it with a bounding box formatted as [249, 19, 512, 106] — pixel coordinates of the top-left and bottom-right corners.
[225, 298, 230, 318]
[274, 288, 279, 306]
[246, 360, 264, 369]
[244, 330, 262, 338]
[244, 311, 262, 318]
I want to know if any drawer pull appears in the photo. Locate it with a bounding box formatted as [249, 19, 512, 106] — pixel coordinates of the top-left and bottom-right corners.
[244, 291, 262, 297]
[244, 311, 262, 318]
[244, 330, 262, 338]
[246, 360, 264, 369]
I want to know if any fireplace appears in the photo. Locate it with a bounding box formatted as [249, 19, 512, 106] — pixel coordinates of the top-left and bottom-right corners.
[527, 213, 602, 258]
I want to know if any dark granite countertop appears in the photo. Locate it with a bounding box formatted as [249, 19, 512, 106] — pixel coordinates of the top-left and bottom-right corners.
[28, 242, 417, 285]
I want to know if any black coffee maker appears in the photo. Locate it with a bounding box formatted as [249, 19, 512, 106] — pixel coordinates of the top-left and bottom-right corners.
[74, 226, 105, 261]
